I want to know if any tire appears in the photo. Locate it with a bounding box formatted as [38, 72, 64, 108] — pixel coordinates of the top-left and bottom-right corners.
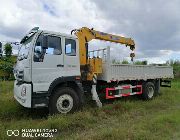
[49, 87, 79, 115]
[142, 82, 155, 100]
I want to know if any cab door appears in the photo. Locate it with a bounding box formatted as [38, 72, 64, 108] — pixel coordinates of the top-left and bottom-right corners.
[63, 37, 80, 77]
[32, 33, 64, 92]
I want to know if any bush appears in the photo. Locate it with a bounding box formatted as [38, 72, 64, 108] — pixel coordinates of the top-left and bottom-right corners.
[0, 56, 16, 79]
[134, 60, 147, 65]
[166, 60, 180, 78]
[122, 59, 129, 64]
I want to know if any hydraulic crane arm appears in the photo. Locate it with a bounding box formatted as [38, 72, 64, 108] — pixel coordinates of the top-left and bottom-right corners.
[71, 27, 135, 66]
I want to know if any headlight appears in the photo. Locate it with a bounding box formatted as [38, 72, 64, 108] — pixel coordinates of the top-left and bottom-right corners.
[21, 86, 26, 97]
[16, 70, 24, 81]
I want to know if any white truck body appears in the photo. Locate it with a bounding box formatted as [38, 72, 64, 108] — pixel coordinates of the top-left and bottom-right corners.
[94, 47, 174, 82]
[13, 28, 174, 113]
[99, 64, 174, 82]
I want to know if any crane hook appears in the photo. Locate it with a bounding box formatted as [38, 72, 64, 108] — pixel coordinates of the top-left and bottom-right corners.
[130, 52, 135, 62]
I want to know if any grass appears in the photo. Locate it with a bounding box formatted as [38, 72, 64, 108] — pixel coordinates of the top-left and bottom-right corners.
[0, 79, 180, 140]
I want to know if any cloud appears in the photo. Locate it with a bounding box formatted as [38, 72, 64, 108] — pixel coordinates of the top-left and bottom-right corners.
[0, 0, 112, 40]
[88, 0, 180, 63]
[0, 0, 179, 63]
[42, 3, 56, 16]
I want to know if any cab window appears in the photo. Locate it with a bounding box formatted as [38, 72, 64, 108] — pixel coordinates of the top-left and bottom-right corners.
[47, 36, 61, 55]
[65, 39, 76, 56]
[34, 35, 62, 62]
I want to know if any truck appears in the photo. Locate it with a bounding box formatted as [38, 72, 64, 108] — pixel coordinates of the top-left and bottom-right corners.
[13, 27, 173, 114]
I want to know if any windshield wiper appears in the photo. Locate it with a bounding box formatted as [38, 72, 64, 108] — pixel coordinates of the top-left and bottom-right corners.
[20, 27, 39, 44]
[20, 32, 35, 44]
[20, 36, 28, 44]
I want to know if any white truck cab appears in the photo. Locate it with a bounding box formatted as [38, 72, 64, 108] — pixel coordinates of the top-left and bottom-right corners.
[14, 27, 83, 113]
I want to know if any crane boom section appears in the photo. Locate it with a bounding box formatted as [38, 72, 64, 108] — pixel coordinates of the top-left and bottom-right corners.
[74, 27, 135, 66]
[91, 29, 135, 47]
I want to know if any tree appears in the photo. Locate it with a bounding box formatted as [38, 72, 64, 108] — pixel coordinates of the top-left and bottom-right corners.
[122, 59, 129, 64]
[134, 60, 147, 65]
[142, 60, 147, 65]
[112, 59, 116, 64]
[4, 43, 12, 57]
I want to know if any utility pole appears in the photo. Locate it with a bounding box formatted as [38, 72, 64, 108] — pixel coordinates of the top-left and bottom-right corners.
[0, 42, 2, 57]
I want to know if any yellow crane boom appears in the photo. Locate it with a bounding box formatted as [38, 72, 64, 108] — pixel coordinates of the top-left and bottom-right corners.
[71, 27, 135, 80]
[72, 27, 135, 65]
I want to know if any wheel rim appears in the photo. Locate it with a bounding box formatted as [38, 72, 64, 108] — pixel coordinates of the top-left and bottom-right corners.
[56, 94, 73, 113]
[147, 86, 154, 98]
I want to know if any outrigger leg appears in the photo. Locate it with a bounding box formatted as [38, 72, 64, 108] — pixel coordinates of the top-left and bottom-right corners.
[91, 74, 102, 107]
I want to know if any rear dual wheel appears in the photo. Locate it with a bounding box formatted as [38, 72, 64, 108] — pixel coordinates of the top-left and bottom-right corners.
[142, 82, 155, 100]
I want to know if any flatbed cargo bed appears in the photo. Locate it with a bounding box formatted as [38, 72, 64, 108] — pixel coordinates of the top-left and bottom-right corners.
[98, 63, 174, 82]
[96, 47, 174, 82]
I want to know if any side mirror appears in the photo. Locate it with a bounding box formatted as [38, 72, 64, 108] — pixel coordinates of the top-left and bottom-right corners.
[42, 36, 48, 49]
[34, 46, 42, 54]
[34, 45, 43, 62]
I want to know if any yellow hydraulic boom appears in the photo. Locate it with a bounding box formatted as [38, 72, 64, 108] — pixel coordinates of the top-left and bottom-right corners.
[71, 27, 135, 80]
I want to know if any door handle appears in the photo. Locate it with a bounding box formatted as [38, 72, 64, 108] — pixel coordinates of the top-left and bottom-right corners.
[57, 64, 64, 67]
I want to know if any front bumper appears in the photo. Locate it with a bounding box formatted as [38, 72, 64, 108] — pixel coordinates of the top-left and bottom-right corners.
[14, 80, 32, 108]
[14, 80, 49, 108]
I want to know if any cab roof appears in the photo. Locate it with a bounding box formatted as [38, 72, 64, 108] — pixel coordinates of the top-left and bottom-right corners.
[38, 29, 77, 39]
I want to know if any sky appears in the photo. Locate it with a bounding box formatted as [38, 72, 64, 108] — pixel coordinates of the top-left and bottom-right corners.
[0, 0, 180, 63]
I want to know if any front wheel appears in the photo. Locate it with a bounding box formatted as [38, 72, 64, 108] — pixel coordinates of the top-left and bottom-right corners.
[142, 82, 155, 100]
[49, 87, 79, 114]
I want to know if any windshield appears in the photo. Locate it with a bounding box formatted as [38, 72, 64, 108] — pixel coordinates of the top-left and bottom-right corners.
[18, 34, 35, 60]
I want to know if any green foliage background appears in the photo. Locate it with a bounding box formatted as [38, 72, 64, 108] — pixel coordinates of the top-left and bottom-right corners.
[0, 79, 180, 139]
[0, 56, 16, 78]
[0, 43, 16, 78]
[4, 43, 12, 57]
